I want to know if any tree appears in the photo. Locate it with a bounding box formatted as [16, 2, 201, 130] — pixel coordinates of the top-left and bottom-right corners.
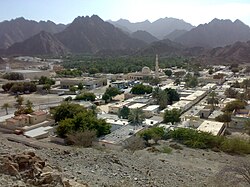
[208, 68, 214, 75]
[128, 108, 145, 126]
[131, 84, 152, 95]
[215, 112, 232, 127]
[207, 91, 219, 110]
[223, 100, 246, 112]
[38, 76, 55, 85]
[25, 100, 34, 114]
[51, 102, 86, 122]
[56, 111, 111, 138]
[104, 87, 121, 98]
[152, 87, 168, 110]
[184, 73, 198, 88]
[1, 103, 10, 115]
[75, 92, 96, 101]
[163, 109, 181, 125]
[164, 69, 172, 77]
[118, 106, 130, 119]
[15, 95, 24, 109]
[140, 127, 165, 144]
[78, 83, 83, 90]
[165, 88, 180, 105]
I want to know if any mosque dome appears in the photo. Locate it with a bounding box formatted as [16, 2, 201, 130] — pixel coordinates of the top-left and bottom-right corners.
[142, 66, 151, 74]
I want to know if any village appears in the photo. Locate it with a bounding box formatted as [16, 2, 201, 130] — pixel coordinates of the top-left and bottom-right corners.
[0, 55, 249, 151]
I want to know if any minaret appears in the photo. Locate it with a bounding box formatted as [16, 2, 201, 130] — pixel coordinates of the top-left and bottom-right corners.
[155, 54, 159, 79]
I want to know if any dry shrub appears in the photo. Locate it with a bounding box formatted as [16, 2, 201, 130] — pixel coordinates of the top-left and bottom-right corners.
[124, 136, 146, 152]
[66, 130, 96, 147]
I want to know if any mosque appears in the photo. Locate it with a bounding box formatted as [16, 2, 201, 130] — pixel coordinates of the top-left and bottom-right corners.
[126, 54, 165, 80]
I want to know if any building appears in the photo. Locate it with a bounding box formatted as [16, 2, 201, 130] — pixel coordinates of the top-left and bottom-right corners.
[0, 110, 54, 133]
[126, 55, 165, 80]
[143, 105, 160, 118]
[197, 120, 226, 136]
[60, 77, 107, 89]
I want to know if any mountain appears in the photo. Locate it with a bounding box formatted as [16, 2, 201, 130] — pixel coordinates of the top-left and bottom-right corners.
[164, 30, 188, 41]
[131, 30, 158, 44]
[3, 31, 69, 56]
[56, 15, 146, 54]
[0, 17, 66, 49]
[200, 40, 250, 63]
[175, 19, 250, 48]
[137, 39, 205, 57]
[108, 18, 194, 39]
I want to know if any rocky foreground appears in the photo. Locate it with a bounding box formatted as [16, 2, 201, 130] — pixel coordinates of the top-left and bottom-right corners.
[0, 135, 249, 187]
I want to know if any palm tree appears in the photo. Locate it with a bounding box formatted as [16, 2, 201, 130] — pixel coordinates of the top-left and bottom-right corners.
[25, 100, 34, 114]
[1, 103, 10, 115]
[207, 91, 219, 110]
[15, 95, 24, 109]
[128, 108, 145, 128]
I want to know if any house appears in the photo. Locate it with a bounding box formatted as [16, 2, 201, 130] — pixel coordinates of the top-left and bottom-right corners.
[143, 105, 160, 118]
[29, 111, 47, 125]
[197, 120, 226, 136]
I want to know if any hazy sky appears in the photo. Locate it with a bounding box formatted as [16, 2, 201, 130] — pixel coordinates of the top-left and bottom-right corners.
[1, 0, 250, 26]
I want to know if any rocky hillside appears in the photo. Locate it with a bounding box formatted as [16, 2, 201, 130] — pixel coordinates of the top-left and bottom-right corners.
[175, 18, 250, 48]
[0, 17, 66, 49]
[109, 18, 194, 39]
[0, 134, 249, 187]
[131, 30, 158, 44]
[3, 31, 69, 56]
[200, 40, 250, 64]
[56, 15, 146, 54]
[164, 29, 188, 41]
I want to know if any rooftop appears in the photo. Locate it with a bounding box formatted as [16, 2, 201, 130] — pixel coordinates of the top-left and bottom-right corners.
[143, 105, 159, 112]
[128, 103, 146, 109]
[197, 120, 225, 136]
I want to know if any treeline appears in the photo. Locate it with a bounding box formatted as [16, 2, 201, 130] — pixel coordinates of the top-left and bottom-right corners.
[62, 55, 188, 74]
[2, 72, 24, 80]
[2, 82, 37, 94]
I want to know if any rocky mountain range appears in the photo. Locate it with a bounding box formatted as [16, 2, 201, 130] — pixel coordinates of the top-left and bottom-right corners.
[200, 40, 250, 63]
[55, 15, 145, 54]
[175, 18, 250, 48]
[0, 15, 250, 59]
[0, 17, 66, 49]
[108, 18, 194, 39]
[130, 30, 158, 44]
[3, 31, 69, 56]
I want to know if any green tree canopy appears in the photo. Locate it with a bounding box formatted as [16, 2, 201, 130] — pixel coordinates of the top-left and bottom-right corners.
[164, 69, 172, 77]
[163, 109, 181, 125]
[207, 91, 219, 110]
[57, 111, 111, 138]
[118, 106, 130, 119]
[131, 84, 152, 95]
[75, 92, 96, 101]
[128, 108, 145, 126]
[140, 127, 165, 143]
[223, 100, 246, 112]
[51, 102, 86, 122]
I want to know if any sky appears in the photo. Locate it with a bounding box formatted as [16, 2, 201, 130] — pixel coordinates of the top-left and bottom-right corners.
[1, 0, 250, 26]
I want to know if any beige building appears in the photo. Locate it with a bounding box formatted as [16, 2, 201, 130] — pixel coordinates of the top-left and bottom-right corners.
[60, 77, 107, 89]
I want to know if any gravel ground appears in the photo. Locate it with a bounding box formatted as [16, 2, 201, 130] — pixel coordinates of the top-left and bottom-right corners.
[0, 135, 249, 187]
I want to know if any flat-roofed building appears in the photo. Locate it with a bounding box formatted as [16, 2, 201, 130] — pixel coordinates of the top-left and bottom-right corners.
[128, 103, 146, 110]
[108, 101, 131, 114]
[60, 77, 107, 90]
[143, 105, 159, 118]
[197, 120, 225, 136]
